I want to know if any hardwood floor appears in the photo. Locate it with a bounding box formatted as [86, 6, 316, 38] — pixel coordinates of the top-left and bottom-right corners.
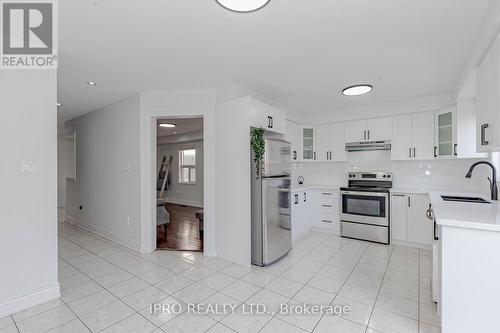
[157, 203, 203, 252]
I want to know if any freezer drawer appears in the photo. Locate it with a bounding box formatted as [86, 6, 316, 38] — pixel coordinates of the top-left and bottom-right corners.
[341, 221, 389, 244]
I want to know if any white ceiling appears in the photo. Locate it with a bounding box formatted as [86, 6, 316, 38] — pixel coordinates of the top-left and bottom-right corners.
[157, 118, 203, 137]
[58, 0, 490, 120]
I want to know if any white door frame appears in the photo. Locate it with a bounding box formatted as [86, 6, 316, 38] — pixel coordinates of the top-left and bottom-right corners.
[140, 108, 216, 256]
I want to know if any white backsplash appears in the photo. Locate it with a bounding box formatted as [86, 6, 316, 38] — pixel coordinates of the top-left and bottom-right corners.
[293, 150, 494, 196]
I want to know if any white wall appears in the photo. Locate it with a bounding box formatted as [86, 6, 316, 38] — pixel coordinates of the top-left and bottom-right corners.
[65, 95, 142, 251]
[157, 139, 204, 207]
[57, 131, 74, 208]
[295, 151, 492, 196]
[139, 89, 216, 255]
[0, 70, 59, 316]
[214, 98, 252, 266]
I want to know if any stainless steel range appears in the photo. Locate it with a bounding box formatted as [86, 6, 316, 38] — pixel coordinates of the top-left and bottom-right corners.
[340, 172, 392, 244]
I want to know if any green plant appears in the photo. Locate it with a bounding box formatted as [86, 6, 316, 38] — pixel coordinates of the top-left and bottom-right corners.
[250, 127, 265, 178]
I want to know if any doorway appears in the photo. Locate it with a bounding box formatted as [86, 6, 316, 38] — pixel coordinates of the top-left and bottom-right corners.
[155, 117, 204, 251]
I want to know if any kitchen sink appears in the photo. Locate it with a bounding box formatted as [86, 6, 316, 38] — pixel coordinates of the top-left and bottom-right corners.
[441, 195, 491, 204]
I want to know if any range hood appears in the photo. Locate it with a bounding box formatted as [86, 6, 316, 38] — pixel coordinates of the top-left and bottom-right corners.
[345, 141, 391, 152]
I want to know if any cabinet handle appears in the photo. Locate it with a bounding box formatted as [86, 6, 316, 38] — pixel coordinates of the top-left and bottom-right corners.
[270, 117, 273, 128]
[294, 194, 299, 204]
[368, 130, 370, 140]
[267, 116, 272, 128]
[322, 204, 332, 208]
[322, 220, 333, 223]
[481, 124, 489, 146]
[363, 130, 366, 140]
[293, 151, 297, 160]
[413, 147, 416, 158]
[322, 192, 332, 195]
[330, 152, 333, 160]
[454, 144, 457, 156]
[434, 146, 437, 158]
[409, 148, 412, 158]
[304, 192, 307, 202]
[326, 152, 329, 160]
[408, 196, 411, 207]
[393, 194, 405, 197]
[313, 152, 316, 160]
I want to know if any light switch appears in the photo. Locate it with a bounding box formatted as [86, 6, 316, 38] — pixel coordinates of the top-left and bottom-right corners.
[21, 161, 40, 174]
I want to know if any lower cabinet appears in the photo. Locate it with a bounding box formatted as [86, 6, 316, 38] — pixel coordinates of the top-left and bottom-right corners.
[313, 189, 340, 234]
[391, 193, 433, 246]
[291, 190, 313, 242]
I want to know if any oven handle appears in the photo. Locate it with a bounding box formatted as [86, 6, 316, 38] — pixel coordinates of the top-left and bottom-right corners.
[341, 191, 389, 198]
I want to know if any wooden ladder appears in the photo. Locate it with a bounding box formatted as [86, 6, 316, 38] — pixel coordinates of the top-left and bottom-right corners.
[158, 155, 173, 198]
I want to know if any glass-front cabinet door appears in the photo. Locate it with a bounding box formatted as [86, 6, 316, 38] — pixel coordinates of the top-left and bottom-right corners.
[435, 108, 456, 158]
[302, 127, 315, 160]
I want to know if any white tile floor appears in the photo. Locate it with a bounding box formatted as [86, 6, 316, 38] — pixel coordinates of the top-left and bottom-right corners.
[0, 218, 440, 333]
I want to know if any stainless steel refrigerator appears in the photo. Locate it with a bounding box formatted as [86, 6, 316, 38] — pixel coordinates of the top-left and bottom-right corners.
[251, 136, 292, 266]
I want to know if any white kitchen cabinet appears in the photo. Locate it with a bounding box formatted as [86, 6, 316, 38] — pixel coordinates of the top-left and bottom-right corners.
[302, 126, 315, 161]
[391, 193, 408, 241]
[456, 100, 488, 158]
[345, 117, 392, 143]
[345, 120, 367, 143]
[434, 107, 457, 158]
[292, 190, 313, 242]
[314, 122, 347, 162]
[249, 98, 286, 134]
[390, 193, 433, 246]
[392, 112, 434, 160]
[315, 124, 331, 161]
[286, 120, 301, 161]
[314, 189, 340, 234]
[476, 34, 500, 152]
[407, 194, 433, 245]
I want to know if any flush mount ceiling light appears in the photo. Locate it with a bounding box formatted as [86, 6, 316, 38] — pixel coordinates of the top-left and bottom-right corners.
[86, 81, 97, 86]
[342, 84, 373, 96]
[159, 123, 176, 128]
[57, 102, 63, 107]
[216, 0, 270, 12]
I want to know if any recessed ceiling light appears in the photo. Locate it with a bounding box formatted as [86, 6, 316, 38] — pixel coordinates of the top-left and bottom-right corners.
[86, 81, 97, 86]
[342, 84, 373, 96]
[57, 102, 63, 107]
[159, 123, 176, 128]
[216, 0, 270, 12]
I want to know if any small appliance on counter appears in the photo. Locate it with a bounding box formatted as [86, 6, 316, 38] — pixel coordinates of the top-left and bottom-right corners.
[340, 172, 392, 244]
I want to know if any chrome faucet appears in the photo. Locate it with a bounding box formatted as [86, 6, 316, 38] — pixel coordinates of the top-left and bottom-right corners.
[465, 161, 498, 201]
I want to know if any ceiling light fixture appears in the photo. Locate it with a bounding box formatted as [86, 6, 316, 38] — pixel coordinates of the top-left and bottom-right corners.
[342, 84, 373, 96]
[86, 81, 97, 86]
[215, 0, 270, 12]
[57, 102, 63, 107]
[159, 123, 176, 128]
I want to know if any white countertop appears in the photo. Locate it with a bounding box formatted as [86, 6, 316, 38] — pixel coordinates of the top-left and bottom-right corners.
[292, 184, 343, 192]
[390, 187, 429, 195]
[429, 191, 500, 232]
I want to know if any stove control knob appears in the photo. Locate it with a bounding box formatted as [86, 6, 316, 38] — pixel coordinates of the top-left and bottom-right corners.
[387, 175, 391, 178]
[383, 175, 387, 178]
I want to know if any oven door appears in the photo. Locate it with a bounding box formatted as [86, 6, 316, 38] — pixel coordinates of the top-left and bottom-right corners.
[340, 191, 389, 226]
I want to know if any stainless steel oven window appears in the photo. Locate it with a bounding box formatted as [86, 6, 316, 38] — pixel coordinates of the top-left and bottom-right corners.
[342, 194, 386, 217]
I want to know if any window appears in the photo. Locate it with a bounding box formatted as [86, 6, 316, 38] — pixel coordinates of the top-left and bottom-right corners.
[179, 147, 196, 184]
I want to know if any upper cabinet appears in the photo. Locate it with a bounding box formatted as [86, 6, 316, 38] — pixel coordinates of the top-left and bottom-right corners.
[285, 120, 301, 161]
[392, 112, 435, 160]
[476, 34, 500, 152]
[345, 117, 392, 143]
[302, 126, 315, 161]
[434, 107, 456, 158]
[315, 123, 347, 162]
[249, 98, 286, 134]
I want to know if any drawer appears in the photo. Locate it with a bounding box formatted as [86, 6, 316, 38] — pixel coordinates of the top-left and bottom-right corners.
[315, 214, 340, 232]
[316, 200, 339, 214]
[317, 190, 340, 200]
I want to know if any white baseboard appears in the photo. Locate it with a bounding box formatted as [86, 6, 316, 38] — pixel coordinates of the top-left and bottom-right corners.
[65, 215, 141, 252]
[0, 285, 60, 318]
[392, 239, 432, 251]
[312, 227, 340, 235]
[161, 198, 204, 208]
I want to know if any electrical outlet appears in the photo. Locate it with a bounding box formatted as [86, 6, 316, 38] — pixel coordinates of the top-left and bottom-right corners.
[21, 160, 40, 174]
